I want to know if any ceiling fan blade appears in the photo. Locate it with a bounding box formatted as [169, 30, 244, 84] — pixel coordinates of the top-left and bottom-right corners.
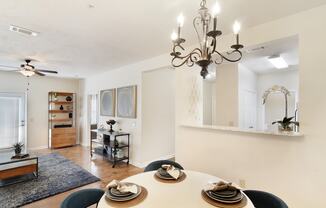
[37, 69, 58, 74]
[34, 71, 46, 76]
[0, 64, 19, 69]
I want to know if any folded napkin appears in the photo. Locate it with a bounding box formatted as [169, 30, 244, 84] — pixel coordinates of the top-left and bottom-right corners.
[106, 180, 138, 194]
[161, 164, 181, 179]
[204, 181, 238, 192]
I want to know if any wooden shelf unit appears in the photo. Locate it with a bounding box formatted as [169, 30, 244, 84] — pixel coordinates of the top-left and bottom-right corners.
[49, 110, 73, 113]
[49, 101, 73, 105]
[48, 91, 76, 149]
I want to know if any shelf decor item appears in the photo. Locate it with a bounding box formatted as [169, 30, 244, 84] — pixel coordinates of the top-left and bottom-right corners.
[106, 120, 116, 133]
[60, 105, 64, 110]
[272, 116, 299, 132]
[117, 86, 137, 118]
[65, 96, 72, 102]
[170, 0, 244, 79]
[262, 85, 300, 132]
[13, 142, 24, 155]
[100, 89, 116, 116]
[53, 92, 58, 101]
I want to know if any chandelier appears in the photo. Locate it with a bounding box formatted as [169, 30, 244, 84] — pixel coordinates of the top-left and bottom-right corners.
[170, 0, 244, 79]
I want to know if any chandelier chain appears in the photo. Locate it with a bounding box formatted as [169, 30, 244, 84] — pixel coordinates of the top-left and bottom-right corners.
[200, 0, 207, 8]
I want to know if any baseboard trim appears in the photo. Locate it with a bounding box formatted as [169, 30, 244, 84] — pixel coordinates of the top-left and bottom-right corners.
[28, 145, 48, 151]
[80, 142, 90, 147]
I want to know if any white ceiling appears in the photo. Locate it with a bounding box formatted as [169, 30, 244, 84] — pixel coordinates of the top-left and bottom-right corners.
[0, 0, 324, 78]
[240, 36, 299, 74]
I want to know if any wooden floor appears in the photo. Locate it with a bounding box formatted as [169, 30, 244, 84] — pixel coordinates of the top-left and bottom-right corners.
[23, 145, 142, 208]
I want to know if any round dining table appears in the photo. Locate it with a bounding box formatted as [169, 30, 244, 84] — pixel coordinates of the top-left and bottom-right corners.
[98, 170, 255, 208]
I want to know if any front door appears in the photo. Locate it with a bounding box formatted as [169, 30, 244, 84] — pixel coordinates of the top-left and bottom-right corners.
[0, 92, 27, 150]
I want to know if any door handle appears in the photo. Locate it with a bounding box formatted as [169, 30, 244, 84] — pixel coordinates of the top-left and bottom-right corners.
[20, 120, 25, 127]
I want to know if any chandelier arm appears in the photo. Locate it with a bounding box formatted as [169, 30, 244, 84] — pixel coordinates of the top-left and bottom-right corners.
[172, 56, 195, 68]
[213, 50, 243, 63]
[211, 37, 217, 54]
[171, 49, 202, 68]
[214, 55, 224, 65]
[173, 47, 202, 59]
[174, 43, 185, 51]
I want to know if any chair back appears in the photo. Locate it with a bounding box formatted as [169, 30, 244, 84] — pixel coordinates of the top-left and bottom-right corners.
[61, 189, 105, 208]
[144, 160, 184, 172]
[244, 190, 288, 208]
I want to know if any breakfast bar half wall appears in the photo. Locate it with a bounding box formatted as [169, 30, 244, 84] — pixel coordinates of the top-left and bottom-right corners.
[175, 125, 307, 208]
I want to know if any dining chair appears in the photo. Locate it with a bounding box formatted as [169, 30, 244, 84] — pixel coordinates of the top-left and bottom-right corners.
[244, 190, 288, 208]
[61, 188, 105, 208]
[144, 160, 184, 172]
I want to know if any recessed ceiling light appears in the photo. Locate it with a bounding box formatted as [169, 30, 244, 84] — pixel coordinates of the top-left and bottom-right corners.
[268, 55, 288, 69]
[9, 25, 39, 37]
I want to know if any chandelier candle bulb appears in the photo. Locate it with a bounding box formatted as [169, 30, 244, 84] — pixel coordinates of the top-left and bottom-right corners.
[177, 13, 185, 38]
[233, 21, 241, 44]
[212, 2, 221, 31]
[171, 31, 178, 41]
[233, 21, 241, 34]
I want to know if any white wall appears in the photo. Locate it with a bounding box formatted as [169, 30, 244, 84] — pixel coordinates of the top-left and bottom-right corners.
[238, 64, 258, 129]
[142, 68, 175, 163]
[0, 71, 80, 149]
[175, 5, 326, 208]
[203, 80, 214, 125]
[215, 64, 239, 126]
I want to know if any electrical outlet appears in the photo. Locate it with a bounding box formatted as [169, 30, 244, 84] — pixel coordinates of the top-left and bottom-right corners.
[239, 179, 246, 188]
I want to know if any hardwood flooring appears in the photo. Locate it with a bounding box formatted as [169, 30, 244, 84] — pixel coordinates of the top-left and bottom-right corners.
[23, 145, 142, 208]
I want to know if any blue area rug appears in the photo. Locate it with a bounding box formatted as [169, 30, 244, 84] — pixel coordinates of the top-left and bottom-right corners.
[0, 153, 100, 208]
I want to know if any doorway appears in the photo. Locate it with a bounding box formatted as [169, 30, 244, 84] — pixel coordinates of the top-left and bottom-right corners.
[0, 92, 27, 150]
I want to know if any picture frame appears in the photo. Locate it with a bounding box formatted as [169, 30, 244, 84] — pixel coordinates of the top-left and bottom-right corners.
[100, 89, 116, 116]
[117, 85, 137, 118]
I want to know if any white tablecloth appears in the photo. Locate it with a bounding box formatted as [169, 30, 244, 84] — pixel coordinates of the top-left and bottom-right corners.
[98, 170, 255, 208]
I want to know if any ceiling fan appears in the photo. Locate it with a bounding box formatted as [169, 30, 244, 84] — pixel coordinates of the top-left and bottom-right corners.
[0, 59, 58, 77]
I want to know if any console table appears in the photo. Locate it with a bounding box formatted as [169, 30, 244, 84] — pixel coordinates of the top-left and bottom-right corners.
[90, 129, 130, 168]
[0, 152, 38, 187]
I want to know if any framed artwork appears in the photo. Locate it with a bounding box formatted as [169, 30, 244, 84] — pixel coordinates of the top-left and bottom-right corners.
[100, 89, 116, 116]
[117, 85, 137, 118]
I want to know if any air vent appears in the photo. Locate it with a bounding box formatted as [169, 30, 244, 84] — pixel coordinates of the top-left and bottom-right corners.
[9, 25, 38, 37]
[246, 46, 265, 53]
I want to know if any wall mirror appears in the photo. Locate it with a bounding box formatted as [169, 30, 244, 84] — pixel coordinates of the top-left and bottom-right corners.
[202, 36, 299, 133]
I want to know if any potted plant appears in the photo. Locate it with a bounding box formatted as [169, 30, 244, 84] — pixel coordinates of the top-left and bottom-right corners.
[272, 116, 299, 132]
[13, 142, 24, 155]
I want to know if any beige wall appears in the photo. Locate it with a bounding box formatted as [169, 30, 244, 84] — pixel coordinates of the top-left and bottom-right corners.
[0, 71, 80, 149]
[175, 5, 326, 208]
[142, 68, 175, 163]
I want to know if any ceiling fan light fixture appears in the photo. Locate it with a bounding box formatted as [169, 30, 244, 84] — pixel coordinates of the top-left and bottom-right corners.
[19, 70, 35, 77]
